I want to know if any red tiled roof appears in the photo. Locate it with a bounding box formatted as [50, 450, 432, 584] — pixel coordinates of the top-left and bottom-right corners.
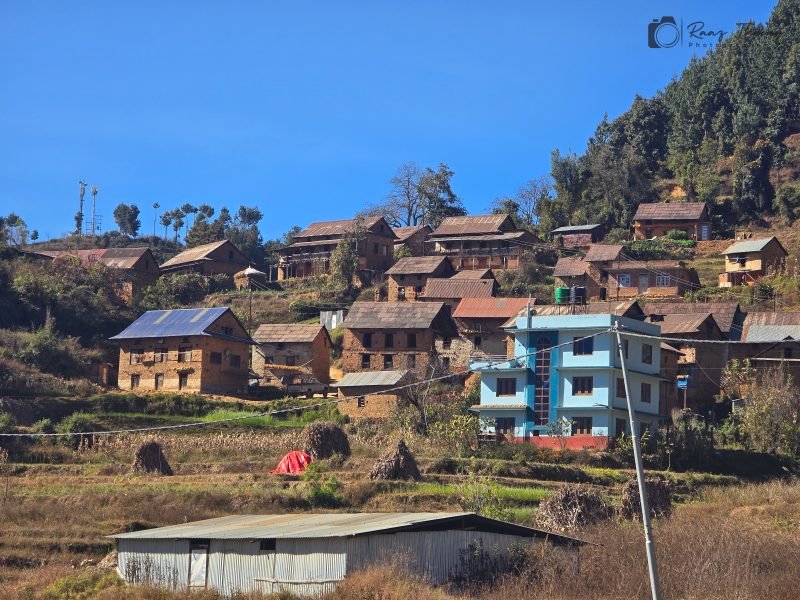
[633, 202, 707, 221]
[453, 297, 532, 319]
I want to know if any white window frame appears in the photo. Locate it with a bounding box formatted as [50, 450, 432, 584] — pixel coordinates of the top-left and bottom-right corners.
[655, 274, 671, 287]
[617, 273, 631, 287]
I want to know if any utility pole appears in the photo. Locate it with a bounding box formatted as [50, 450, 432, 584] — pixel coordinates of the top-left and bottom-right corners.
[90, 186, 99, 235]
[614, 323, 661, 600]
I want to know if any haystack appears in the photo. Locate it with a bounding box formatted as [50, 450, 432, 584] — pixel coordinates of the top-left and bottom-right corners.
[131, 440, 173, 475]
[300, 422, 351, 459]
[368, 439, 421, 481]
[535, 484, 610, 532]
[620, 477, 673, 520]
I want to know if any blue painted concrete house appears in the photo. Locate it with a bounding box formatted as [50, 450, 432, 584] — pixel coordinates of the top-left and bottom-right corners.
[470, 312, 662, 448]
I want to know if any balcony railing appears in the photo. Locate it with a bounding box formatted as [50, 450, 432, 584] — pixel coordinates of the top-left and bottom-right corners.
[279, 251, 333, 264]
[430, 246, 523, 257]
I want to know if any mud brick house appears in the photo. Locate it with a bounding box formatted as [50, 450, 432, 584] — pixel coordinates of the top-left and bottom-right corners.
[605, 260, 699, 299]
[36, 247, 160, 304]
[341, 301, 457, 376]
[553, 245, 623, 302]
[385, 256, 454, 302]
[645, 312, 726, 413]
[644, 301, 745, 341]
[632, 202, 711, 240]
[550, 224, 604, 247]
[251, 324, 332, 384]
[443, 297, 532, 370]
[731, 312, 800, 382]
[451, 268, 496, 281]
[160, 240, 250, 277]
[278, 217, 396, 280]
[336, 370, 414, 419]
[392, 225, 432, 256]
[421, 278, 497, 312]
[719, 236, 787, 287]
[424, 214, 538, 271]
[111, 307, 252, 394]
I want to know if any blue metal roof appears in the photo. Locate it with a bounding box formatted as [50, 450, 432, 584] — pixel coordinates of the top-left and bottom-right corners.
[110, 307, 233, 340]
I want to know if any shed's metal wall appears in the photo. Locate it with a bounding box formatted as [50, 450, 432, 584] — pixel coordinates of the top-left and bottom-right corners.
[117, 531, 532, 596]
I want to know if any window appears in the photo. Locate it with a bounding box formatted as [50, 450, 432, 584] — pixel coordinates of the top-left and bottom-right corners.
[357, 397, 366, 408]
[373, 243, 379, 254]
[442, 337, 452, 349]
[385, 333, 394, 348]
[616, 377, 627, 398]
[784, 347, 793, 359]
[383, 354, 393, 369]
[495, 417, 515, 434]
[407, 354, 416, 368]
[497, 378, 517, 396]
[130, 374, 140, 388]
[473, 335, 482, 348]
[397, 287, 406, 300]
[655, 274, 671, 287]
[229, 354, 242, 368]
[361, 354, 371, 368]
[572, 417, 593, 435]
[407, 333, 417, 348]
[573, 336, 594, 356]
[641, 382, 652, 403]
[617, 273, 631, 287]
[363, 333, 372, 348]
[221, 326, 233, 336]
[572, 376, 594, 395]
[179, 372, 189, 390]
[130, 348, 144, 365]
[154, 347, 167, 363]
[178, 346, 192, 363]
[259, 539, 276, 552]
[641, 344, 653, 364]
[285, 355, 296, 366]
[155, 373, 164, 390]
[210, 352, 222, 365]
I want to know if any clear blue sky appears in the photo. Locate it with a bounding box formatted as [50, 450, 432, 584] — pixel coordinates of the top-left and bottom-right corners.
[0, 1, 775, 241]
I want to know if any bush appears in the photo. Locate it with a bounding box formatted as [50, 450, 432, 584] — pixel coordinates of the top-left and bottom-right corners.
[40, 570, 122, 600]
[302, 463, 342, 507]
[57, 412, 101, 449]
[15, 328, 86, 377]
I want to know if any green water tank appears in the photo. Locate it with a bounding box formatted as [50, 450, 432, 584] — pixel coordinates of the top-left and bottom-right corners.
[555, 287, 571, 305]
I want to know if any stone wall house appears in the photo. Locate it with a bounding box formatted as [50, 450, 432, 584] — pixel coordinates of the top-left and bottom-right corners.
[605, 260, 700, 299]
[341, 301, 457, 377]
[111, 307, 252, 394]
[278, 217, 396, 280]
[719, 236, 787, 287]
[336, 370, 414, 419]
[385, 256, 454, 302]
[553, 244, 624, 302]
[550, 224, 604, 247]
[632, 202, 711, 240]
[251, 323, 332, 384]
[160, 240, 250, 277]
[424, 214, 539, 271]
[392, 225, 432, 256]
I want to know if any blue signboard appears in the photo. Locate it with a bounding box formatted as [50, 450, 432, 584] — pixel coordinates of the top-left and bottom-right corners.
[677, 377, 688, 390]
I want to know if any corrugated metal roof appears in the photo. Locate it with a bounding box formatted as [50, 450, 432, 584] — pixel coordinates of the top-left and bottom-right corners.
[423, 278, 496, 299]
[36, 247, 155, 270]
[451, 268, 495, 280]
[432, 214, 513, 236]
[550, 224, 602, 234]
[253, 324, 326, 344]
[453, 297, 531, 319]
[553, 258, 588, 277]
[500, 300, 643, 327]
[633, 202, 707, 221]
[336, 370, 410, 387]
[604, 260, 688, 270]
[742, 311, 800, 342]
[644, 302, 741, 336]
[385, 256, 449, 276]
[426, 231, 532, 243]
[392, 225, 431, 242]
[343, 301, 448, 329]
[647, 313, 714, 335]
[583, 244, 623, 263]
[161, 240, 244, 268]
[660, 342, 683, 354]
[721, 237, 785, 255]
[109, 512, 582, 544]
[294, 217, 392, 239]
[110, 307, 242, 340]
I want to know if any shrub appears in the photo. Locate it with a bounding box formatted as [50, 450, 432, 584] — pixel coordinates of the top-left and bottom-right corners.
[57, 412, 101, 449]
[302, 463, 342, 507]
[457, 472, 512, 521]
[16, 328, 86, 377]
[40, 570, 122, 600]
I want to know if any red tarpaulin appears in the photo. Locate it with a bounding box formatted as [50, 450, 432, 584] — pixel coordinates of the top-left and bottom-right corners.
[271, 450, 312, 474]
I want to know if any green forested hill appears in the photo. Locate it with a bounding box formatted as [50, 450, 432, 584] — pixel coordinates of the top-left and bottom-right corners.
[538, 0, 800, 237]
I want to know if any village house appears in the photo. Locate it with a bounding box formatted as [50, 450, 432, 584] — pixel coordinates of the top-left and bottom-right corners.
[392, 224, 432, 256]
[451, 268, 496, 281]
[111, 307, 252, 394]
[441, 297, 532, 370]
[336, 370, 414, 419]
[730, 312, 800, 382]
[644, 301, 745, 341]
[424, 214, 538, 271]
[719, 236, 787, 287]
[35, 247, 160, 303]
[420, 277, 497, 312]
[550, 224, 604, 247]
[160, 239, 250, 277]
[251, 324, 332, 384]
[553, 244, 624, 302]
[277, 217, 396, 280]
[385, 256, 454, 302]
[341, 301, 458, 376]
[632, 202, 711, 240]
[604, 260, 699, 299]
[471, 312, 662, 448]
[659, 343, 683, 421]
